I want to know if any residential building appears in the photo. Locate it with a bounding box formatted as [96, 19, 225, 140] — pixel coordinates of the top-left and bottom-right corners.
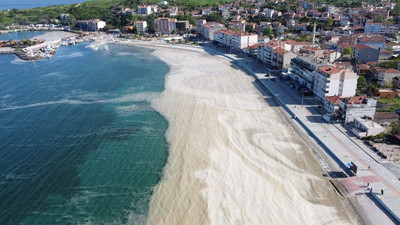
[283, 40, 314, 53]
[175, 21, 189, 32]
[364, 22, 398, 35]
[202, 22, 226, 40]
[137, 5, 152, 15]
[351, 117, 385, 138]
[154, 18, 177, 34]
[135, 21, 147, 33]
[214, 29, 258, 49]
[228, 19, 246, 32]
[324, 96, 342, 114]
[231, 32, 258, 49]
[356, 36, 386, 50]
[290, 55, 329, 89]
[354, 44, 379, 63]
[76, 19, 106, 31]
[393, 76, 400, 89]
[196, 19, 206, 34]
[338, 96, 377, 123]
[263, 8, 275, 18]
[376, 68, 400, 86]
[314, 65, 358, 101]
[374, 112, 399, 125]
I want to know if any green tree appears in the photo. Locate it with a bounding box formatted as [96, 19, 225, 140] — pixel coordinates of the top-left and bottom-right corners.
[273, 28, 279, 37]
[131, 15, 139, 23]
[343, 46, 353, 56]
[209, 12, 222, 23]
[357, 76, 367, 89]
[263, 27, 272, 37]
[390, 121, 400, 135]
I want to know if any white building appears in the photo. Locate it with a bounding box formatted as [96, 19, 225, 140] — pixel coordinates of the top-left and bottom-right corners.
[364, 22, 398, 35]
[263, 9, 275, 18]
[136, 21, 147, 33]
[231, 32, 258, 49]
[314, 65, 358, 101]
[214, 29, 258, 49]
[338, 96, 377, 124]
[351, 117, 385, 138]
[137, 5, 152, 15]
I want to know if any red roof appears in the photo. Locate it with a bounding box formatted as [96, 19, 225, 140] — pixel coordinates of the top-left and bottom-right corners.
[318, 65, 342, 75]
[326, 96, 342, 105]
[354, 44, 372, 50]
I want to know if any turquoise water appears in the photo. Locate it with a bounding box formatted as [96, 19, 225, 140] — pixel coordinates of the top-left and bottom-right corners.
[0, 40, 170, 224]
[0, 0, 89, 10]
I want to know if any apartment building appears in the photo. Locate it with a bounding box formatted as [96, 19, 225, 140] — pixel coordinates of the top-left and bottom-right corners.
[137, 5, 152, 15]
[202, 22, 226, 40]
[289, 55, 329, 89]
[135, 21, 147, 33]
[214, 29, 258, 49]
[314, 65, 358, 101]
[364, 22, 398, 35]
[154, 18, 177, 34]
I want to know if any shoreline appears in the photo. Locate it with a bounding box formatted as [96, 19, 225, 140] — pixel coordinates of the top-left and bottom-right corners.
[110, 40, 356, 224]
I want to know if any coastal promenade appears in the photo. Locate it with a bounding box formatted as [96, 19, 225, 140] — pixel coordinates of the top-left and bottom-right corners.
[198, 44, 400, 224]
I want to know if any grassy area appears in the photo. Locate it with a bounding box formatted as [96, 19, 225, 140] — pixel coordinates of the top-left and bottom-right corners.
[377, 98, 400, 112]
[0, 0, 236, 27]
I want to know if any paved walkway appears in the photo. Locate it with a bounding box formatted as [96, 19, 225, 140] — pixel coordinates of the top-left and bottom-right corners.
[201, 44, 400, 224]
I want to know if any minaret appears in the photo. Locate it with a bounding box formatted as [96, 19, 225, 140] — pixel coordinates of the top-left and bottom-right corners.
[312, 22, 316, 45]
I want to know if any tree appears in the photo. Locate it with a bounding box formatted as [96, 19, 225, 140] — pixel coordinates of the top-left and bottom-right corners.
[357, 76, 367, 89]
[366, 83, 379, 96]
[343, 46, 353, 56]
[231, 27, 239, 32]
[390, 121, 400, 135]
[273, 28, 279, 37]
[131, 15, 138, 23]
[384, 81, 393, 89]
[263, 27, 272, 37]
[209, 12, 222, 23]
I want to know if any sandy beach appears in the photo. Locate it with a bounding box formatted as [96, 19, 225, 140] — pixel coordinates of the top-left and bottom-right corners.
[117, 42, 356, 225]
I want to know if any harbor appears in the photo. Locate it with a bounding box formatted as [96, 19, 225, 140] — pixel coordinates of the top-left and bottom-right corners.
[0, 31, 89, 60]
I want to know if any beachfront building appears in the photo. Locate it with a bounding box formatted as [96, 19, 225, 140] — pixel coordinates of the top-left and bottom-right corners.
[175, 21, 189, 32]
[135, 21, 147, 33]
[270, 48, 297, 70]
[289, 55, 329, 89]
[231, 32, 258, 49]
[214, 29, 258, 50]
[338, 96, 377, 124]
[314, 65, 358, 102]
[202, 22, 226, 41]
[76, 19, 106, 31]
[351, 117, 385, 138]
[154, 18, 177, 34]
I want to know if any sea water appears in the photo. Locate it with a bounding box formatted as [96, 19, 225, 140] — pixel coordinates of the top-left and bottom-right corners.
[0, 0, 89, 10]
[0, 40, 170, 224]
